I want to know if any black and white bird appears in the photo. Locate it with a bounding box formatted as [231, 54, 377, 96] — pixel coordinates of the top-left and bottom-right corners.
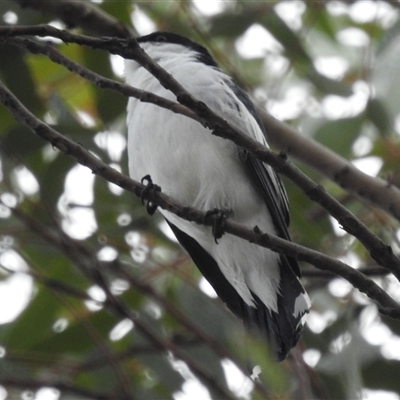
[125, 31, 310, 360]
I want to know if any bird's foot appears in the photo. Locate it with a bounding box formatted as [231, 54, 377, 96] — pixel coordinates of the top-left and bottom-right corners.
[204, 208, 231, 244]
[141, 175, 161, 216]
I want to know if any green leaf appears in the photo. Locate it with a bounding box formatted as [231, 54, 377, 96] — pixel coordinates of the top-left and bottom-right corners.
[100, 0, 132, 27]
[0, 125, 45, 161]
[131, 313, 185, 393]
[305, 68, 352, 96]
[261, 11, 312, 66]
[0, 288, 61, 351]
[209, 11, 257, 38]
[306, 7, 337, 41]
[83, 48, 126, 124]
[377, 17, 400, 55]
[0, 44, 45, 116]
[29, 308, 118, 355]
[177, 280, 236, 342]
[363, 359, 400, 393]
[39, 151, 76, 210]
[261, 12, 351, 96]
[365, 97, 393, 136]
[313, 117, 363, 158]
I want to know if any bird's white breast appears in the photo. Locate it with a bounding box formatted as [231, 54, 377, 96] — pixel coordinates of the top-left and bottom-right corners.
[125, 44, 281, 310]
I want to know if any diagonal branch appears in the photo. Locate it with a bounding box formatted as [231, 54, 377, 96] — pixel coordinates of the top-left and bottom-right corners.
[1, 78, 400, 318]
[302, 266, 389, 279]
[260, 111, 400, 225]
[3, 206, 238, 399]
[4, 202, 271, 397]
[3, 36, 201, 124]
[1, 27, 399, 282]
[1, 24, 400, 224]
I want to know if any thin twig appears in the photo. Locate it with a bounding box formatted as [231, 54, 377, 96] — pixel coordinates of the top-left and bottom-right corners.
[1, 37, 200, 124]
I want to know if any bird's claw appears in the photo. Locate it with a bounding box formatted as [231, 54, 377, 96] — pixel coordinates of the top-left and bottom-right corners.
[204, 208, 231, 244]
[141, 175, 161, 215]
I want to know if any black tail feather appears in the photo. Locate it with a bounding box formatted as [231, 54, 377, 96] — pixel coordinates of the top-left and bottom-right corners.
[166, 220, 308, 360]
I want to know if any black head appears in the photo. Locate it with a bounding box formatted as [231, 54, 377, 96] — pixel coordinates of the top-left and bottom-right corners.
[137, 31, 219, 68]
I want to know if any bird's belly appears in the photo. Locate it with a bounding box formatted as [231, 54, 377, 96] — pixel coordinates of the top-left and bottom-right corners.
[128, 103, 260, 217]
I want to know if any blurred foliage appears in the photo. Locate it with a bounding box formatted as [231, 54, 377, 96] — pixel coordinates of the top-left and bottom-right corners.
[1, 1, 400, 399]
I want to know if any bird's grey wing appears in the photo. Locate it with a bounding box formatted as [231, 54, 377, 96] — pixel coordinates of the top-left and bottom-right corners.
[227, 82, 301, 278]
[226, 84, 309, 356]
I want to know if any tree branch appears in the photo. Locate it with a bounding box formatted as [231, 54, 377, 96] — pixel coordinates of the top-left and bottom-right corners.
[2, 207, 239, 399]
[81, 280, 239, 400]
[3, 36, 201, 124]
[12, 0, 135, 38]
[261, 111, 400, 224]
[0, 25, 400, 225]
[1, 78, 400, 317]
[301, 266, 389, 279]
[4, 203, 272, 397]
[1, 25, 400, 282]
